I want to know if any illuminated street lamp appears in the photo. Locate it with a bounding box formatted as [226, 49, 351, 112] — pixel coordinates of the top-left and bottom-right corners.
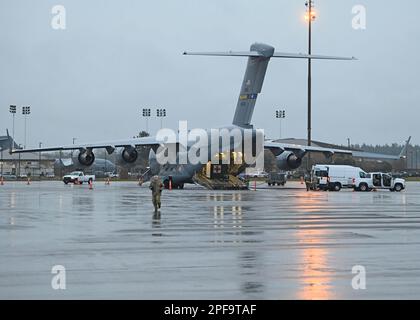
[305, 0, 316, 171]
[305, 5, 316, 21]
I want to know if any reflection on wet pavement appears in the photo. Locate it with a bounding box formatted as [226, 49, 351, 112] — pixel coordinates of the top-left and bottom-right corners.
[1, 181, 420, 299]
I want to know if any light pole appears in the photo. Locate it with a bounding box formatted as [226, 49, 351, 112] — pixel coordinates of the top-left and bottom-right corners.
[142, 108, 151, 134]
[9, 105, 16, 147]
[411, 151, 414, 170]
[1, 146, 3, 177]
[22, 106, 31, 149]
[275, 110, 286, 139]
[156, 108, 167, 129]
[18, 144, 22, 177]
[39, 142, 42, 178]
[305, 1, 316, 171]
[59, 150, 62, 178]
[71, 138, 77, 158]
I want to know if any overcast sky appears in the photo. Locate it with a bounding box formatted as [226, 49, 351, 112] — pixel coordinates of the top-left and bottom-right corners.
[0, 0, 418, 148]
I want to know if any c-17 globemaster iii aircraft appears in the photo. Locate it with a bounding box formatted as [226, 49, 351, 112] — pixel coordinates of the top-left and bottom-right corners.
[9, 43, 409, 189]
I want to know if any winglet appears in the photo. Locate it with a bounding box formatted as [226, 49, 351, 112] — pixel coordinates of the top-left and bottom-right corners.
[6, 129, 13, 154]
[399, 136, 411, 159]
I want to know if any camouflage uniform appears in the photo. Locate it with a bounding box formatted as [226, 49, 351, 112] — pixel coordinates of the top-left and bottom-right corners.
[149, 176, 163, 211]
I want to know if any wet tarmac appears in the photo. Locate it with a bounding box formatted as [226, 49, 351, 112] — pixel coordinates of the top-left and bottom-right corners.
[1, 180, 420, 299]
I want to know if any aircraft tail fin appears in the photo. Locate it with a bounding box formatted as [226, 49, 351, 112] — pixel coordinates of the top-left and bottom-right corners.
[183, 43, 355, 128]
[233, 43, 274, 128]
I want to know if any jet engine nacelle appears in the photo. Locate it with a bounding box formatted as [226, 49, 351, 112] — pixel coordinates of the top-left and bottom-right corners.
[78, 149, 95, 166]
[121, 146, 138, 163]
[276, 151, 302, 171]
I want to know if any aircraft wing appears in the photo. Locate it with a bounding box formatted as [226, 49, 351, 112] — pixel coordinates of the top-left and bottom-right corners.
[8, 135, 163, 154]
[264, 141, 353, 158]
[351, 136, 411, 160]
[351, 151, 403, 160]
[265, 137, 411, 161]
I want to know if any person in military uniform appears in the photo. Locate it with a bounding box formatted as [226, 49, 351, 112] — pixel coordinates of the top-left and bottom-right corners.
[149, 175, 163, 212]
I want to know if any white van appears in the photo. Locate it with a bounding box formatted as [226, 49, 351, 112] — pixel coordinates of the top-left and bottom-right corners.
[312, 165, 369, 192]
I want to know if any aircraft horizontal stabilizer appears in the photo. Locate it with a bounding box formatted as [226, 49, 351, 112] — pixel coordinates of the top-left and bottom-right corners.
[272, 52, 356, 60]
[183, 50, 356, 61]
[183, 51, 263, 57]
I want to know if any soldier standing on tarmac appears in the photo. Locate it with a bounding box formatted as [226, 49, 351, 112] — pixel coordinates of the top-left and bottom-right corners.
[305, 170, 312, 191]
[149, 175, 163, 212]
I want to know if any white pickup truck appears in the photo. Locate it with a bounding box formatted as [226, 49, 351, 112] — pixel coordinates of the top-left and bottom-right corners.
[63, 171, 95, 185]
[353, 172, 406, 192]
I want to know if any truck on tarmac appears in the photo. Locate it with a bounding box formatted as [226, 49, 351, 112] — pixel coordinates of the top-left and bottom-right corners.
[353, 172, 406, 192]
[63, 171, 95, 185]
[309, 165, 406, 192]
[267, 172, 287, 186]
